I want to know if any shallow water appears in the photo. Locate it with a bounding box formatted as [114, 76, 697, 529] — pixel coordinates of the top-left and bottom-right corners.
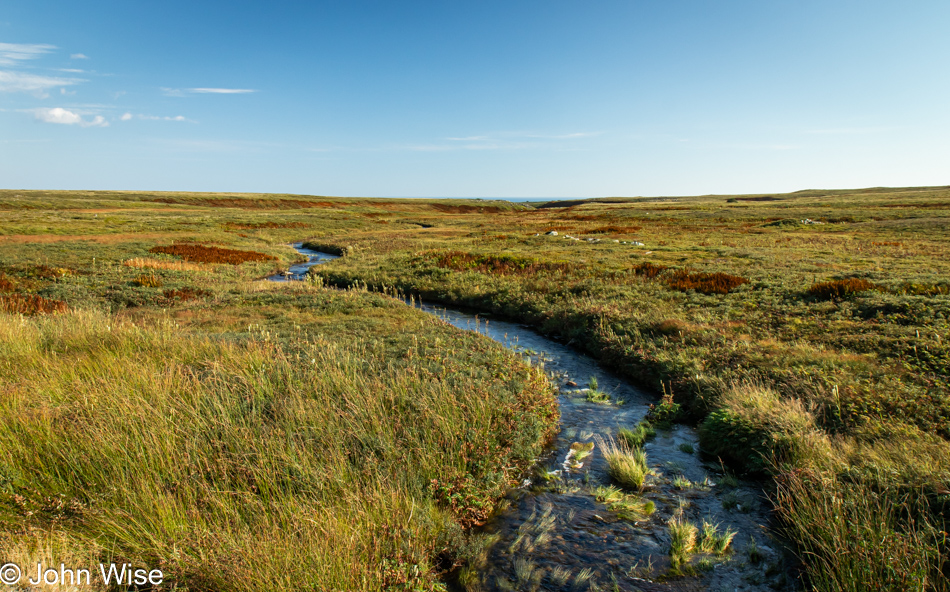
[267, 242, 338, 281]
[272, 245, 796, 592]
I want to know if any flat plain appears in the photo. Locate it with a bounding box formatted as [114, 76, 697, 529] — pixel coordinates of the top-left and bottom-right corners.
[0, 186, 948, 591]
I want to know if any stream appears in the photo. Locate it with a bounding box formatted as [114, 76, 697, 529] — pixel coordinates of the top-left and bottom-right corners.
[270, 244, 795, 592]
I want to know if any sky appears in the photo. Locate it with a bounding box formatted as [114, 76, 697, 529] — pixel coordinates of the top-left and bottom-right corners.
[1, 0, 948, 198]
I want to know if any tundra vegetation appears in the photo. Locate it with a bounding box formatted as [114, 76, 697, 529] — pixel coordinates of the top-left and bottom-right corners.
[0, 186, 948, 590]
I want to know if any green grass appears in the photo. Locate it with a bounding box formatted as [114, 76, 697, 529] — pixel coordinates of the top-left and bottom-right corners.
[1, 187, 949, 589]
[596, 437, 650, 491]
[0, 285, 557, 590]
[617, 420, 656, 448]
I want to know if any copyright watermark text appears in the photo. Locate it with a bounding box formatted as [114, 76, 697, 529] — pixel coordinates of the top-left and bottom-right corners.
[0, 561, 163, 587]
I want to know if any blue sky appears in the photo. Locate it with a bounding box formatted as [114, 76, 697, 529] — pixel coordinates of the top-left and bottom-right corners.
[1, 1, 948, 197]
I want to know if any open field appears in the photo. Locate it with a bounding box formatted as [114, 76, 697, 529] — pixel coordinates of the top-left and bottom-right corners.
[0, 187, 949, 590]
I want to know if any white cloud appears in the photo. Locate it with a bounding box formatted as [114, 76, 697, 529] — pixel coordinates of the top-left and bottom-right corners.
[0, 42, 55, 66]
[0, 70, 83, 96]
[188, 87, 256, 94]
[160, 87, 185, 97]
[121, 112, 193, 123]
[32, 107, 108, 127]
[70, 53, 89, 60]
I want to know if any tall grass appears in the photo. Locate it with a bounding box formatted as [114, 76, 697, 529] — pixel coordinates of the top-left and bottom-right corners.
[774, 470, 948, 592]
[0, 308, 557, 591]
[595, 436, 649, 491]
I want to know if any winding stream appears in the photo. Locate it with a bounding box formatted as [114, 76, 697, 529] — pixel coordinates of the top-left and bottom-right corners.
[270, 244, 795, 592]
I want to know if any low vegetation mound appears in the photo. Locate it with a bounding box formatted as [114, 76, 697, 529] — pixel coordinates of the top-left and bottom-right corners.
[149, 244, 275, 265]
[807, 278, 882, 300]
[665, 270, 750, 294]
[631, 262, 668, 279]
[433, 251, 572, 276]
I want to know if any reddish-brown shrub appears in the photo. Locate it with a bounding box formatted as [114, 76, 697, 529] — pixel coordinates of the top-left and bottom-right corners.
[632, 262, 668, 279]
[0, 293, 67, 315]
[665, 270, 749, 294]
[0, 273, 15, 293]
[149, 244, 275, 265]
[807, 278, 882, 300]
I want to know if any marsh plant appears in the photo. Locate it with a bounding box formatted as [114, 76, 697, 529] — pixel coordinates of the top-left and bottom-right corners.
[595, 436, 650, 491]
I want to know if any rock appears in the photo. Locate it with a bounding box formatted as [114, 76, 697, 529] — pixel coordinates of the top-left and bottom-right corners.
[566, 380, 577, 387]
[546, 230, 559, 236]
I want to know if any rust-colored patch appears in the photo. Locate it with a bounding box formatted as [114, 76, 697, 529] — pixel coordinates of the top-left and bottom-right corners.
[0, 293, 68, 315]
[150, 244, 276, 265]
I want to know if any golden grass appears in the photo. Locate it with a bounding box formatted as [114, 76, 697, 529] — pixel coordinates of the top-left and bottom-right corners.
[123, 257, 206, 272]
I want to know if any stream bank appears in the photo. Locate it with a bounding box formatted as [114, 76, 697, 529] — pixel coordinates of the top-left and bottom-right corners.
[269, 244, 798, 592]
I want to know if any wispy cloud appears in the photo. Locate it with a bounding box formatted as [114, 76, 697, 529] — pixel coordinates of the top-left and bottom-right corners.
[31, 107, 108, 127]
[0, 71, 83, 96]
[0, 42, 55, 66]
[121, 112, 194, 123]
[433, 130, 601, 151]
[162, 87, 257, 96]
[189, 87, 256, 94]
[70, 53, 89, 60]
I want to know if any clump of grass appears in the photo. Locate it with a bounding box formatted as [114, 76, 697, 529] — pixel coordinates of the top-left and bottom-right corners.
[807, 278, 882, 300]
[132, 273, 163, 288]
[124, 257, 206, 272]
[668, 515, 698, 570]
[647, 386, 682, 427]
[699, 520, 737, 556]
[617, 420, 655, 448]
[596, 436, 650, 491]
[150, 244, 275, 265]
[672, 476, 693, 490]
[585, 375, 611, 403]
[678, 442, 695, 454]
[0, 293, 68, 315]
[665, 270, 749, 294]
[591, 485, 654, 521]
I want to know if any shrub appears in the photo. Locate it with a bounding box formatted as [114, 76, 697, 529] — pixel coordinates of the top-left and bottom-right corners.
[149, 244, 275, 265]
[665, 270, 749, 294]
[0, 293, 67, 315]
[698, 383, 828, 474]
[631, 262, 668, 279]
[807, 278, 882, 300]
[0, 273, 14, 293]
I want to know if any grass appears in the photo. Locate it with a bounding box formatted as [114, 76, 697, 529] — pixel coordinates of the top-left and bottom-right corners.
[1, 186, 949, 589]
[596, 436, 650, 491]
[668, 515, 698, 571]
[617, 420, 656, 448]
